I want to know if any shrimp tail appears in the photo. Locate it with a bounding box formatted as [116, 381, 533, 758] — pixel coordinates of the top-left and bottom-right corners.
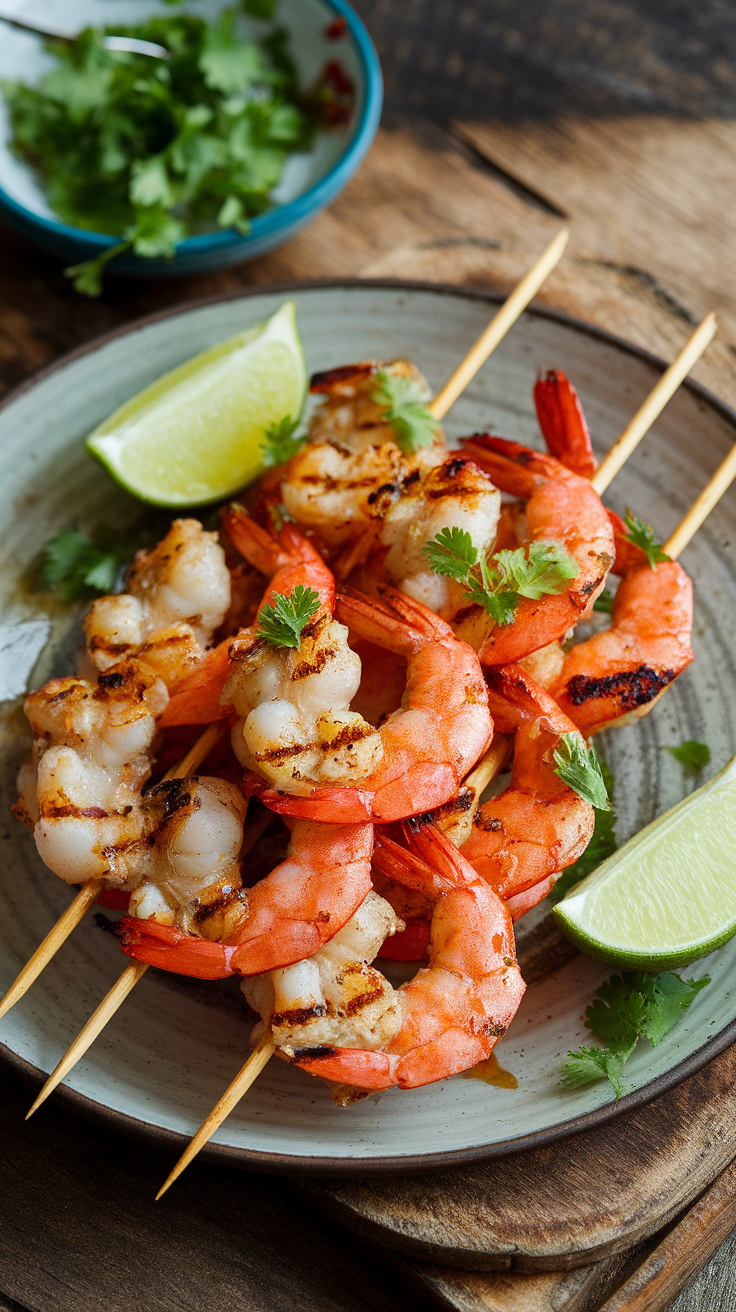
[118, 918, 238, 980]
[160, 641, 234, 726]
[534, 371, 597, 478]
[293, 1047, 398, 1090]
[261, 785, 375, 823]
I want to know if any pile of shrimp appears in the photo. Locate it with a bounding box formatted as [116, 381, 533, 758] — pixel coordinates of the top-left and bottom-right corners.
[14, 356, 694, 1104]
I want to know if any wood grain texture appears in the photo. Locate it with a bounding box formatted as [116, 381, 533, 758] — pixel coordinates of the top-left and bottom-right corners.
[297, 1043, 736, 1273]
[599, 1159, 736, 1312]
[0, 1066, 423, 1312]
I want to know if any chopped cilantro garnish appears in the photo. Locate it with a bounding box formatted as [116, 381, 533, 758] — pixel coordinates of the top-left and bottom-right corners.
[562, 971, 710, 1098]
[257, 585, 320, 648]
[1, 11, 318, 295]
[662, 740, 711, 773]
[553, 734, 611, 810]
[371, 369, 440, 454]
[623, 509, 670, 569]
[422, 529, 579, 626]
[41, 524, 131, 600]
[261, 415, 307, 468]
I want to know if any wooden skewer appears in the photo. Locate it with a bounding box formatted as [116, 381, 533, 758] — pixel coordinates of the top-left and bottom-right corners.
[0, 877, 106, 1022]
[591, 312, 717, 495]
[26, 960, 149, 1119]
[663, 439, 736, 560]
[0, 721, 227, 1025]
[435, 735, 512, 848]
[428, 229, 570, 421]
[156, 1029, 276, 1200]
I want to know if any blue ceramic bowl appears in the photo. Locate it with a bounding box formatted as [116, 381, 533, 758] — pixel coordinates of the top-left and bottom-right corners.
[0, 0, 381, 277]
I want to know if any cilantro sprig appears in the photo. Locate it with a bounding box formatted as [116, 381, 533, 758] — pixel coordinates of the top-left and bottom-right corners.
[553, 734, 611, 810]
[257, 585, 320, 648]
[261, 416, 308, 468]
[2, 12, 319, 295]
[372, 369, 440, 454]
[423, 528, 580, 626]
[662, 740, 711, 773]
[623, 509, 670, 569]
[40, 524, 132, 600]
[562, 970, 710, 1098]
[592, 587, 614, 614]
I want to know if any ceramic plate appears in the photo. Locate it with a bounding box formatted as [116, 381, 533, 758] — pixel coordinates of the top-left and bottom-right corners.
[1, 283, 735, 1174]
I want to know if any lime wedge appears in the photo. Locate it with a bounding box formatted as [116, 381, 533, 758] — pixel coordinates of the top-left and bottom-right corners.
[553, 756, 736, 970]
[86, 300, 306, 506]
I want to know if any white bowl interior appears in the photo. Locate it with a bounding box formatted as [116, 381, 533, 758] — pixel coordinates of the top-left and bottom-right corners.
[1, 285, 735, 1167]
[0, 0, 363, 224]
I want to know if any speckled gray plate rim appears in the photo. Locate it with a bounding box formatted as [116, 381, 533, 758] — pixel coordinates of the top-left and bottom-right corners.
[0, 280, 734, 1175]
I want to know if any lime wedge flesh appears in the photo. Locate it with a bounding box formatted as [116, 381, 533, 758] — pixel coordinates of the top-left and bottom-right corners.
[553, 756, 736, 970]
[86, 300, 306, 506]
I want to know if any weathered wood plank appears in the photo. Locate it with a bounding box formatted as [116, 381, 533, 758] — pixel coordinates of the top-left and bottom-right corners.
[296, 1043, 736, 1273]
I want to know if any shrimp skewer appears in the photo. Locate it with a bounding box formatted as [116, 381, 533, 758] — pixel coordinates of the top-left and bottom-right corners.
[260, 587, 493, 824]
[292, 820, 525, 1091]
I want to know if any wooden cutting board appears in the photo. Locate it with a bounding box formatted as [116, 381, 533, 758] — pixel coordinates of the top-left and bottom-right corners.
[296, 920, 736, 1274]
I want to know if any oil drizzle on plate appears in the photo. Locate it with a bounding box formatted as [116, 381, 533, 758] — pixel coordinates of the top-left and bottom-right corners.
[462, 1051, 518, 1088]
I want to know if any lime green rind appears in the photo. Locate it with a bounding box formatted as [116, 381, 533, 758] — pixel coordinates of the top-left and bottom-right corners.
[86, 300, 306, 507]
[553, 755, 736, 971]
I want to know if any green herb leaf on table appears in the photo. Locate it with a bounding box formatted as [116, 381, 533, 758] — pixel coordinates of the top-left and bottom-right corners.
[561, 971, 710, 1098]
[257, 585, 320, 648]
[623, 509, 670, 569]
[422, 533, 579, 626]
[662, 740, 711, 773]
[261, 415, 307, 468]
[371, 369, 440, 454]
[553, 734, 611, 810]
[1, 11, 316, 296]
[41, 524, 131, 600]
[593, 587, 614, 614]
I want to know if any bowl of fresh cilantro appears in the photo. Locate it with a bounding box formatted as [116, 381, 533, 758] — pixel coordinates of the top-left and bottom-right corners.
[0, 0, 382, 294]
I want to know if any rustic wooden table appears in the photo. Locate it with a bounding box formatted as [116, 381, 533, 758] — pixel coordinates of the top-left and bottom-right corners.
[2, 1, 736, 1308]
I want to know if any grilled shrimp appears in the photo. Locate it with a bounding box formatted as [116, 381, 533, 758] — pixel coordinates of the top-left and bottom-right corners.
[127, 775, 249, 938]
[460, 665, 595, 909]
[15, 662, 167, 886]
[119, 821, 374, 979]
[549, 515, 694, 734]
[85, 519, 230, 688]
[242, 890, 403, 1055]
[261, 587, 493, 824]
[292, 821, 525, 1091]
[455, 436, 614, 664]
[532, 385, 695, 733]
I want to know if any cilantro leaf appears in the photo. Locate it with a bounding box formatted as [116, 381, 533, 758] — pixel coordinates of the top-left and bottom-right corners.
[64, 241, 131, 297]
[492, 542, 579, 600]
[372, 369, 440, 454]
[257, 585, 320, 648]
[243, 0, 277, 15]
[422, 534, 578, 626]
[561, 970, 710, 1098]
[553, 734, 611, 810]
[623, 509, 670, 570]
[593, 587, 614, 614]
[422, 527, 478, 581]
[662, 740, 711, 773]
[261, 415, 307, 468]
[41, 524, 131, 600]
[561, 1046, 629, 1099]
